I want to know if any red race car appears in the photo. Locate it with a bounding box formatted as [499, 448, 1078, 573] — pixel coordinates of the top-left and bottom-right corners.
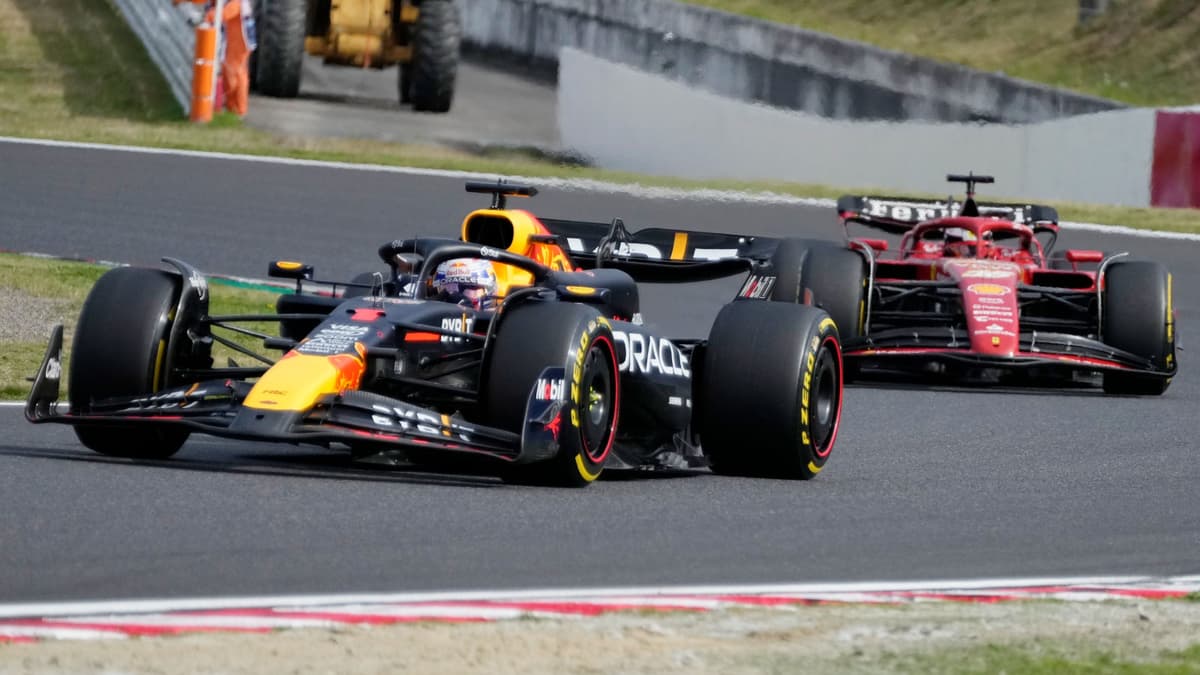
[756, 173, 1177, 394]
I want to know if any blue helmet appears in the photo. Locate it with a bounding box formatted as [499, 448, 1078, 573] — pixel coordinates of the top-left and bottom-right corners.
[432, 258, 498, 309]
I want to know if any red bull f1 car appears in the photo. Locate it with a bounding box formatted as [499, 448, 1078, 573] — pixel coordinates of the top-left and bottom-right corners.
[744, 173, 1176, 394]
[26, 181, 845, 486]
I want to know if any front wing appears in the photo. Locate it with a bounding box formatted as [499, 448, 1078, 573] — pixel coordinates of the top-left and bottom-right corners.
[844, 328, 1175, 379]
[25, 327, 526, 462]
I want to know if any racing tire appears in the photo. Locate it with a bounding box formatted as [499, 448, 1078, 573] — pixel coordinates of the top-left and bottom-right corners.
[484, 303, 619, 487]
[698, 301, 843, 479]
[769, 239, 867, 342]
[409, 0, 461, 113]
[69, 268, 191, 459]
[1101, 261, 1175, 396]
[256, 0, 306, 98]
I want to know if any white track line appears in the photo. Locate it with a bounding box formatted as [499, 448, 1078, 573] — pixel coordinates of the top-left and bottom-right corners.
[4, 136, 1200, 240]
[0, 575, 1195, 620]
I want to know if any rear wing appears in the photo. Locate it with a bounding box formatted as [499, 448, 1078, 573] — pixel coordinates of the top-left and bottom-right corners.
[539, 217, 780, 282]
[837, 195, 1059, 234]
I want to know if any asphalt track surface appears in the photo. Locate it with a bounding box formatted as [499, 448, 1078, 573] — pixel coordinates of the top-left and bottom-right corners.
[1, 140, 1198, 604]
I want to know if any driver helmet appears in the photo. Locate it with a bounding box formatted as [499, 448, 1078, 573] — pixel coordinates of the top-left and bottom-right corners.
[432, 258, 498, 310]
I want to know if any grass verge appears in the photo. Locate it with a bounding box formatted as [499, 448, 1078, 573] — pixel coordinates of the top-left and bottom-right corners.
[681, 0, 1200, 108]
[1, 0, 1200, 234]
[0, 253, 282, 400]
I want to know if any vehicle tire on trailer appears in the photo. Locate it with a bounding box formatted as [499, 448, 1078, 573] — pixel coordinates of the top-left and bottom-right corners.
[1101, 260, 1175, 395]
[69, 268, 191, 459]
[255, 0, 306, 98]
[698, 301, 843, 479]
[409, 0, 461, 112]
[484, 302, 619, 487]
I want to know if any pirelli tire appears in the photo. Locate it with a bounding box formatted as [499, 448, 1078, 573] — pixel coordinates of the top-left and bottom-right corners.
[255, 0, 306, 98]
[484, 302, 619, 487]
[408, 0, 461, 112]
[699, 301, 843, 479]
[1101, 260, 1176, 396]
[68, 267, 191, 459]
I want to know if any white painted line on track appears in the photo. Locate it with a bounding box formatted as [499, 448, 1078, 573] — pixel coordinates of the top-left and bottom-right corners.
[5, 136, 1200, 240]
[1, 575, 1197, 620]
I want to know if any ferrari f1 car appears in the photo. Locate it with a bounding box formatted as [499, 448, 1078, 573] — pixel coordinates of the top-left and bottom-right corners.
[26, 181, 845, 486]
[749, 173, 1176, 394]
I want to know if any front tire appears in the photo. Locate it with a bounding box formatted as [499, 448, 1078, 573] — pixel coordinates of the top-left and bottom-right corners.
[69, 268, 191, 458]
[409, 0, 461, 112]
[484, 303, 619, 487]
[699, 301, 843, 479]
[1101, 261, 1175, 395]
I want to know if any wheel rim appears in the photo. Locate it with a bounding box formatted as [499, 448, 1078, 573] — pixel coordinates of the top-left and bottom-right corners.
[579, 340, 617, 464]
[809, 338, 841, 457]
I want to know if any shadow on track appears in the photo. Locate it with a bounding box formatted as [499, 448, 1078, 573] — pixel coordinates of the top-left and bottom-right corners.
[0, 444, 705, 488]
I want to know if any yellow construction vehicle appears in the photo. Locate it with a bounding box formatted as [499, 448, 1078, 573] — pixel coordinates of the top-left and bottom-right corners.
[253, 0, 461, 112]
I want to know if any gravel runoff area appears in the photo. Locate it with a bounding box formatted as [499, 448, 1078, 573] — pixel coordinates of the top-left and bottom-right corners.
[3, 599, 1200, 674]
[0, 290, 70, 344]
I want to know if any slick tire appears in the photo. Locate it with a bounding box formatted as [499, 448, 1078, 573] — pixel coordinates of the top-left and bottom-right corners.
[768, 238, 867, 342]
[699, 301, 842, 479]
[69, 268, 191, 458]
[484, 303, 619, 487]
[1101, 261, 1175, 395]
[256, 0, 306, 98]
[409, 0, 461, 112]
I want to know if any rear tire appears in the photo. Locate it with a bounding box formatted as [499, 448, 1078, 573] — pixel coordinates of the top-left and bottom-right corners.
[409, 0, 460, 113]
[256, 0, 306, 98]
[699, 301, 843, 479]
[484, 303, 619, 487]
[768, 239, 866, 341]
[1101, 261, 1175, 395]
[69, 268, 191, 458]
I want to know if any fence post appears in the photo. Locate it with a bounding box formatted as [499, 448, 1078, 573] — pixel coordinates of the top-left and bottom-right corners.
[190, 22, 218, 122]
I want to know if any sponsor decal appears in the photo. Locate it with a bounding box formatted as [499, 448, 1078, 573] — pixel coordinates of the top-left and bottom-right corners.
[370, 403, 474, 442]
[972, 328, 1016, 338]
[44, 357, 61, 380]
[298, 323, 370, 355]
[740, 275, 776, 299]
[967, 283, 1011, 296]
[440, 314, 475, 343]
[535, 377, 564, 401]
[865, 201, 950, 222]
[478, 246, 501, 259]
[976, 296, 1007, 305]
[962, 268, 1017, 279]
[613, 331, 691, 378]
[564, 239, 735, 261]
[189, 269, 208, 301]
[379, 297, 420, 305]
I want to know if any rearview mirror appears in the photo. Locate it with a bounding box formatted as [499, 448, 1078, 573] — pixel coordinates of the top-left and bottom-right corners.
[1065, 250, 1104, 264]
[268, 261, 314, 280]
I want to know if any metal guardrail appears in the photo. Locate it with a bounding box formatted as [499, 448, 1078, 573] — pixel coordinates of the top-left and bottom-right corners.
[110, 0, 194, 112]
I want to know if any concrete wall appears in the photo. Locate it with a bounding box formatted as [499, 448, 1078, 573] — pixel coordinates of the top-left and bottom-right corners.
[558, 49, 1156, 208]
[462, 0, 1121, 124]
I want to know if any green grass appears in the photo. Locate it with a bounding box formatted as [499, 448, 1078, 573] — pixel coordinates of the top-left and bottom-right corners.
[2, 0, 1200, 235]
[681, 0, 1200, 107]
[0, 253, 283, 400]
